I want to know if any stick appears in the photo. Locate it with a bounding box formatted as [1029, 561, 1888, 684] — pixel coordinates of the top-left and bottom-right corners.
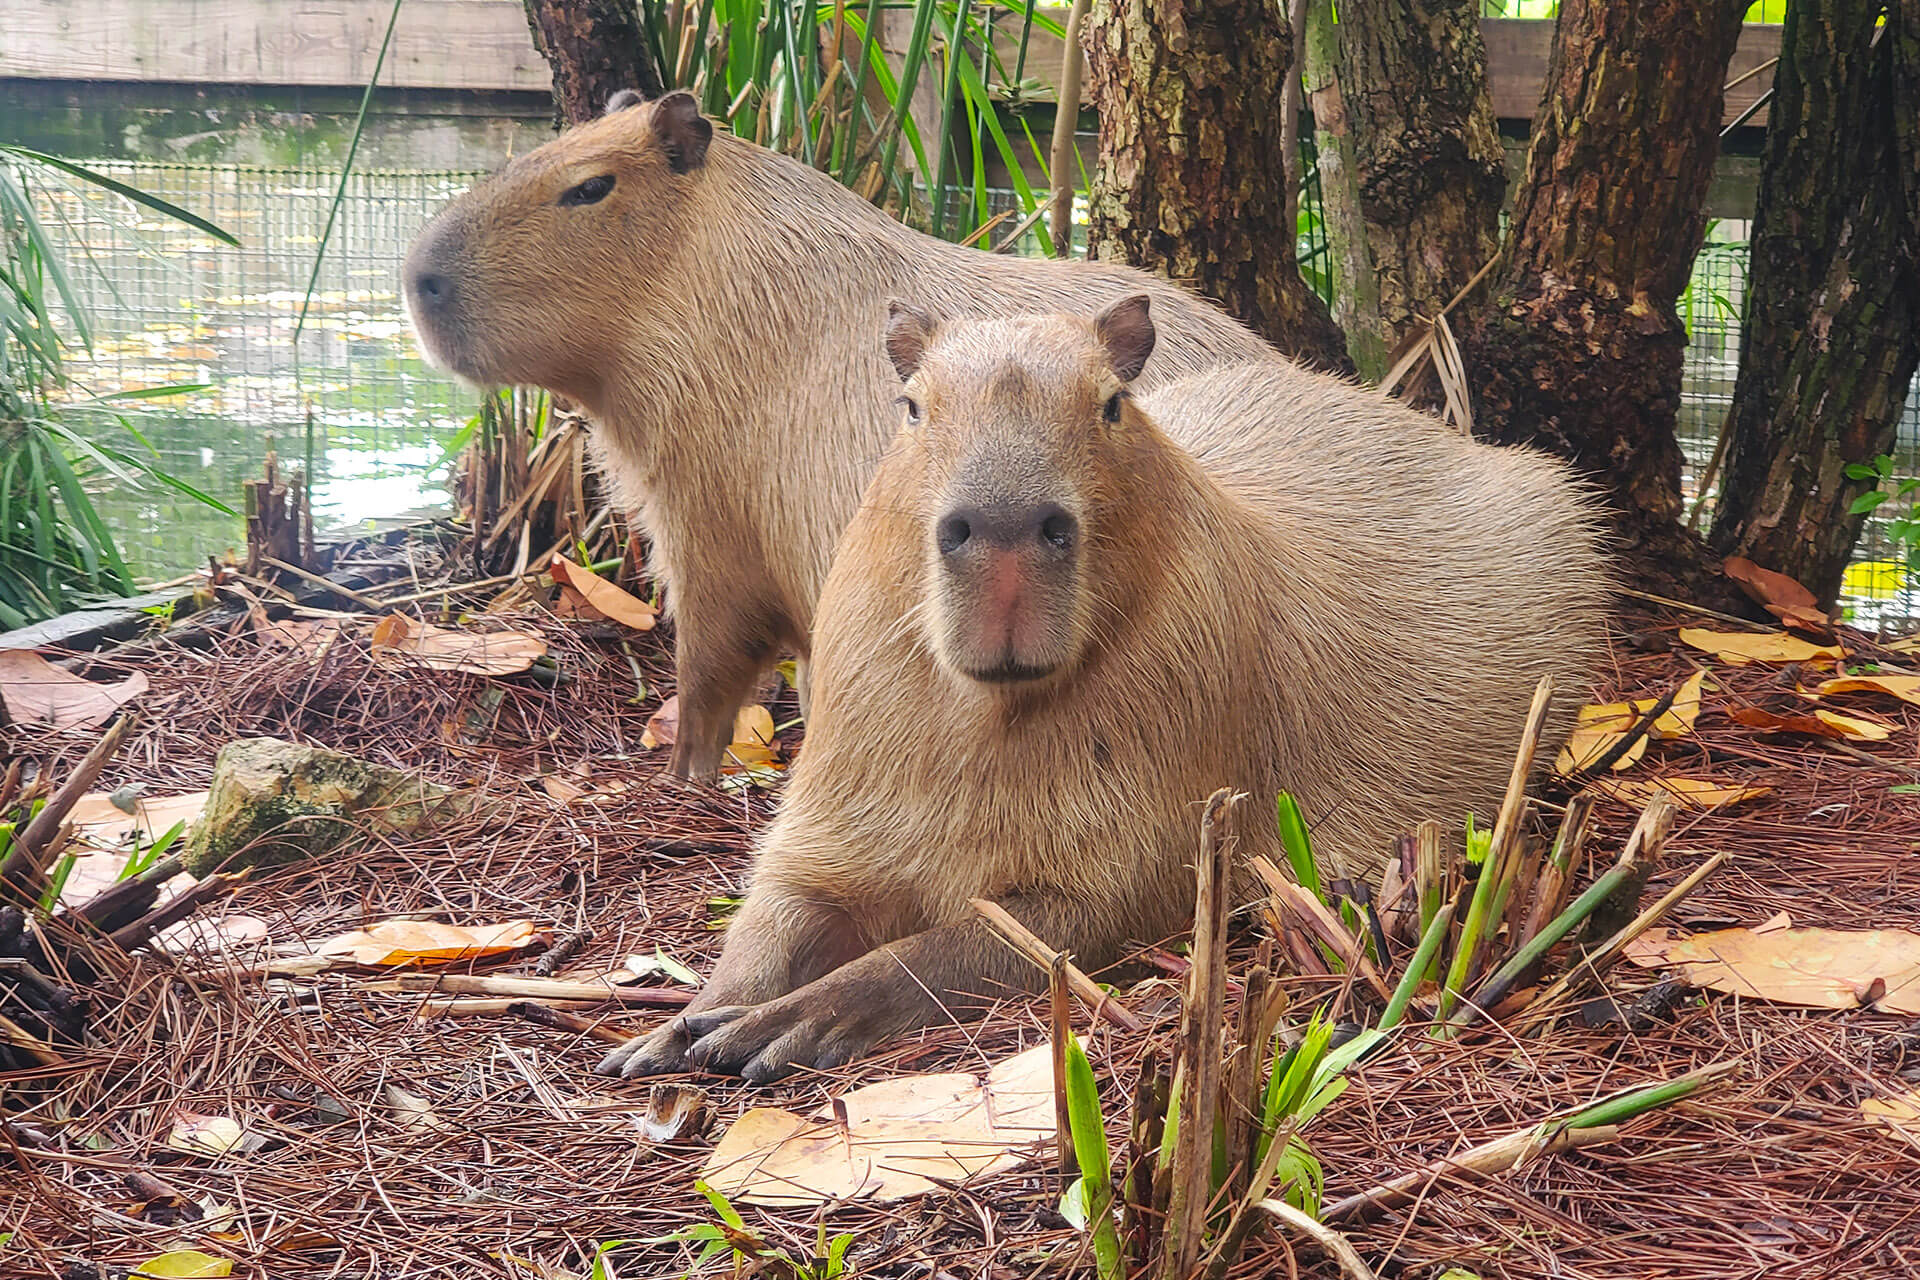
[383, 973, 695, 1007]
[416, 996, 607, 1018]
[1, 715, 136, 899]
[971, 898, 1146, 1031]
[259, 555, 388, 612]
[1258, 1199, 1378, 1280]
[1163, 789, 1240, 1280]
[0, 1009, 66, 1067]
[1320, 1123, 1620, 1224]
[1569, 684, 1678, 778]
[507, 1000, 640, 1046]
[1614, 586, 1773, 632]
[108, 872, 246, 952]
[1045, 0, 1093, 256]
[1049, 952, 1076, 1177]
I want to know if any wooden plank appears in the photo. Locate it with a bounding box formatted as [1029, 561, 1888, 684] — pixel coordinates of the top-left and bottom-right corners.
[0, 0, 551, 93]
[1483, 18, 1781, 129]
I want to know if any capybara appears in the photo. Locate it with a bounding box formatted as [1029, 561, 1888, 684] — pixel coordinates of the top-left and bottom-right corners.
[402, 90, 1287, 780]
[596, 297, 1611, 1082]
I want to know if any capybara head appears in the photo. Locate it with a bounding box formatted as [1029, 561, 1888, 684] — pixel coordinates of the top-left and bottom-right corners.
[883, 295, 1158, 687]
[402, 91, 714, 399]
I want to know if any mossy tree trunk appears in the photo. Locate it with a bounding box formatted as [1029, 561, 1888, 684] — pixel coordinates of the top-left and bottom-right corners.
[1303, 0, 1505, 381]
[1458, 0, 1746, 598]
[523, 0, 665, 127]
[1708, 0, 1920, 607]
[1082, 0, 1352, 372]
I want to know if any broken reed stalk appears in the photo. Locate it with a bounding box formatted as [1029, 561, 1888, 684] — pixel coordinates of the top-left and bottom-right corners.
[0, 715, 135, 901]
[1321, 1059, 1739, 1224]
[1256, 1198, 1378, 1280]
[1222, 964, 1281, 1202]
[1253, 860, 1393, 1001]
[1199, 1116, 1302, 1280]
[1161, 788, 1240, 1280]
[1516, 794, 1596, 956]
[506, 1001, 636, 1046]
[1377, 902, 1455, 1033]
[1441, 676, 1554, 1017]
[1518, 845, 1727, 1028]
[971, 897, 1145, 1031]
[1050, 951, 1077, 1177]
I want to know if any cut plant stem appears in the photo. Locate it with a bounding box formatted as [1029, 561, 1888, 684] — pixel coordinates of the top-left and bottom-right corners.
[1378, 902, 1456, 1033]
[1321, 1122, 1620, 1224]
[0, 714, 135, 901]
[1049, 951, 1076, 1177]
[1161, 788, 1240, 1280]
[1252, 858, 1393, 1000]
[1441, 676, 1554, 1015]
[1256, 1198, 1378, 1280]
[1516, 793, 1595, 957]
[971, 897, 1145, 1031]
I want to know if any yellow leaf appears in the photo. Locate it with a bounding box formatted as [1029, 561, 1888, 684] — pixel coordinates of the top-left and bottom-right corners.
[1863, 1090, 1920, 1136]
[703, 1040, 1074, 1206]
[1655, 670, 1707, 738]
[313, 919, 541, 967]
[1817, 674, 1920, 708]
[131, 1250, 233, 1278]
[1592, 777, 1773, 811]
[370, 614, 546, 676]
[1677, 628, 1846, 666]
[1624, 924, 1920, 1014]
[549, 556, 657, 631]
[1814, 709, 1894, 740]
[165, 1114, 246, 1158]
[1888, 634, 1920, 655]
[1726, 705, 1893, 741]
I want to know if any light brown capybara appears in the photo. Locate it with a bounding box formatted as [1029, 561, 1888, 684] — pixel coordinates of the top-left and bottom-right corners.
[402, 90, 1291, 780]
[595, 296, 1612, 1083]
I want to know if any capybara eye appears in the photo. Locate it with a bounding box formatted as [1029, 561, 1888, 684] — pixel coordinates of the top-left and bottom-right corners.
[559, 175, 616, 207]
[1041, 511, 1077, 550]
[896, 396, 923, 424]
[936, 515, 971, 556]
[1102, 393, 1123, 423]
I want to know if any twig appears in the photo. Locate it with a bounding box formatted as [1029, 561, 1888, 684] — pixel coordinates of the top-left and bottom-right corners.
[1569, 684, 1678, 778]
[507, 1001, 638, 1046]
[0, 1009, 65, 1067]
[108, 872, 246, 952]
[1046, 0, 1093, 256]
[260, 555, 388, 612]
[1255, 1199, 1377, 1280]
[1615, 587, 1772, 632]
[1, 715, 135, 899]
[381, 972, 694, 1007]
[1049, 952, 1076, 1177]
[1320, 1124, 1620, 1225]
[971, 898, 1146, 1031]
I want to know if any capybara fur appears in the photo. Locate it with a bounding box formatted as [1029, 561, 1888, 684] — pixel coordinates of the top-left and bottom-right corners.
[596, 297, 1612, 1083]
[402, 90, 1285, 780]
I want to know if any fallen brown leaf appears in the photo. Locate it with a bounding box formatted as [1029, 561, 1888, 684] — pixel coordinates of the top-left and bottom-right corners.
[1816, 674, 1920, 708]
[702, 1040, 1068, 1206]
[314, 919, 543, 967]
[369, 614, 545, 676]
[1725, 705, 1894, 741]
[550, 556, 656, 631]
[641, 694, 680, 750]
[0, 649, 149, 729]
[1592, 777, 1773, 811]
[1723, 556, 1822, 616]
[1625, 924, 1920, 1015]
[1678, 628, 1846, 666]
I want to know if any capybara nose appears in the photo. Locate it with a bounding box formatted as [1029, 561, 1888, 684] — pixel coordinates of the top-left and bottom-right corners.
[409, 269, 451, 310]
[937, 503, 1077, 558]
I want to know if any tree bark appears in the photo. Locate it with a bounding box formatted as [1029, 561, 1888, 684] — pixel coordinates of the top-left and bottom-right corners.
[1305, 0, 1504, 381]
[523, 0, 666, 127]
[1082, 0, 1352, 373]
[1458, 0, 1746, 598]
[1708, 0, 1920, 606]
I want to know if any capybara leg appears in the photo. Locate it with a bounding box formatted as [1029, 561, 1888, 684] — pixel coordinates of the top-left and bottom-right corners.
[594, 888, 862, 1078]
[684, 892, 1124, 1083]
[665, 612, 781, 780]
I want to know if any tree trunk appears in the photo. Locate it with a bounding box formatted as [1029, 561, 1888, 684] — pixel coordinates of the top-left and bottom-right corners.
[1458, 0, 1746, 599]
[1304, 0, 1504, 381]
[523, 0, 665, 127]
[1708, 0, 1920, 606]
[1082, 0, 1352, 373]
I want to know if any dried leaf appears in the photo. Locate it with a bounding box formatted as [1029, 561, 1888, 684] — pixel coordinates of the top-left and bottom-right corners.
[313, 918, 542, 967]
[702, 1040, 1072, 1205]
[1677, 628, 1846, 666]
[385, 1084, 452, 1135]
[0, 649, 149, 729]
[254, 616, 343, 658]
[550, 556, 657, 631]
[69, 790, 209, 850]
[1862, 1090, 1920, 1136]
[643, 1083, 712, 1143]
[1624, 925, 1920, 1015]
[165, 1114, 247, 1158]
[1768, 602, 1837, 639]
[1553, 671, 1706, 776]
[1816, 674, 1920, 708]
[370, 614, 546, 676]
[1723, 556, 1819, 613]
[724, 705, 780, 768]
[1592, 777, 1773, 811]
[1888, 634, 1920, 655]
[1726, 705, 1894, 741]
[130, 1250, 233, 1278]
[641, 694, 680, 750]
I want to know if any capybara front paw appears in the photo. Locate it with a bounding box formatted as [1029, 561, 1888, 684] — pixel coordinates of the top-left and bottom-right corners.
[686, 998, 879, 1085]
[595, 1018, 696, 1079]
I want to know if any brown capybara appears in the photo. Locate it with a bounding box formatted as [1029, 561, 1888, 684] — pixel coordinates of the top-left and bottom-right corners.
[402, 90, 1288, 780]
[596, 296, 1611, 1083]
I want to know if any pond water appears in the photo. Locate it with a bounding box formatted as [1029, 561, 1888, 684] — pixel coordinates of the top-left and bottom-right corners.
[4, 83, 1917, 624]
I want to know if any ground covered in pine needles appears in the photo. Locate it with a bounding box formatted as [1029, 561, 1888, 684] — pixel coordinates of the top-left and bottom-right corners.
[3, 601, 1919, 1280]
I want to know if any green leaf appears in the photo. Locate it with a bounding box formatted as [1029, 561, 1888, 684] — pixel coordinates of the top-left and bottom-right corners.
[1063, 1033, 1110, 1182]
[1, 147, 240, 246]
[1275, 791, 1321, 897]
[1845, 463, 1878, 481]
[696, 1180, 748, 1230]
[1851, 491, 1891, 515]
[1059, 1174, 1091, 1228]
[1891, 784, 1920, 796]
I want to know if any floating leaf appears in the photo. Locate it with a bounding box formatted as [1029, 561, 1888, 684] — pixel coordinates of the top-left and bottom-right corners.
[1816, 674, 1920, 708]
[130, 1250, 233, 1278]
[369, 614, 545, 676]
[1726, 705, 1894, 741]
[550, 556, 657, 631]
[1677, 629, 1845, 666]
[0, 649, 149, 729]
[702, 1040, 1073, 1206]
[1592, 777, 1773, 811]
[313, 918, 542, 967]
[1625, 923, 1920, 1015]
[165, 1114, 247, 1158]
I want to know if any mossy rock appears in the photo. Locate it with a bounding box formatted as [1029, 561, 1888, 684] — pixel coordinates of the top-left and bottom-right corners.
[183, 737, 475, 876]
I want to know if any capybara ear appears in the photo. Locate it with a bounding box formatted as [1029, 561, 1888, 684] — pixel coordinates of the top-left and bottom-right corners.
[885, 300, 937, 381]
[604, 89, 648, 114]
[652, 91, 714, 173]
[1093, 294, 1156, 383]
